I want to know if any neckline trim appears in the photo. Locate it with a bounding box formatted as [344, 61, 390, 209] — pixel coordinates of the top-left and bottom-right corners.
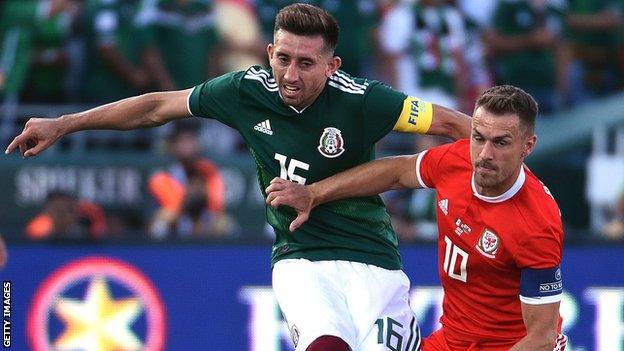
[278, 91, 310, 114]
[471, 166, 526, 203]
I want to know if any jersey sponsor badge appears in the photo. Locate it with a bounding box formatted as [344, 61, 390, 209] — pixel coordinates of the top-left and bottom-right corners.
[476, 228, 500, 258]
[317, 127, 345, 158]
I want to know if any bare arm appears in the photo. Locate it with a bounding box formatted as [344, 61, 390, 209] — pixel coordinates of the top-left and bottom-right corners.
[5, 89, 192, 157]
[509, 302, 560, 351]
[428, 103, 472, 141]
[265, 154, 422, 231]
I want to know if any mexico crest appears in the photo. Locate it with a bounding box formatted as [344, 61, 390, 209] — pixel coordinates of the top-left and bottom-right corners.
[318, 127, 345, 158]
[476, 228, 500, 258]
[290, 324, 300, 348]
[27, 256, 166, 351]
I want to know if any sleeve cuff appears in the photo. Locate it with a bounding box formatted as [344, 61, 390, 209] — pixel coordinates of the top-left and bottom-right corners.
[519, 293, 562, 305]
[187, 88, 196, 117]
[416, 150, 430, 189]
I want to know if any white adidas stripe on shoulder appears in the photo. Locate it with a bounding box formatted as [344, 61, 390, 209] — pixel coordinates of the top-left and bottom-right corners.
[244, 74, 279, 92]
[244, 70, 278, 92]
[245, 68, 277, 84]
[247, 67, 277, 86]
[334, 71, 369, 89]
[328, 71, 369, 94]
[244, 67, 278, 92]
[249, 67, 276, 82]
[328, 81, 365, 95]
[329, 76, 366, 94]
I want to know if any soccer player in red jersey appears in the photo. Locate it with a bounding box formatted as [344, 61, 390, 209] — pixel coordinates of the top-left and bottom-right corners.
[266, 85, 567, 350]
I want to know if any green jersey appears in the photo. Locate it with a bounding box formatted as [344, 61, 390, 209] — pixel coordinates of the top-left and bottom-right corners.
[82, 0, 152, 102]
[148, 0, 222, 89]
[189, 66, 411, 269]
[0, 0, 39, 96]
[492, 0, 564, 88]
[410, 3, 467, 94]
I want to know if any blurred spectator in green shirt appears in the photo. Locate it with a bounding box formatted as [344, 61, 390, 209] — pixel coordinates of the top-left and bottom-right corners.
[81, 0, 163, 102]
[22, 0, 82, 102]
[0, 0, 73, 97]
[566, 0, 623, 105]
[484, 0, 568, 113]
[145, 0, 225, 89]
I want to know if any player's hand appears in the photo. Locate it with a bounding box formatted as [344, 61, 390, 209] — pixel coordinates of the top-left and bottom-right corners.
[265, 177, 313, 232]
[5, 118, 63, 157]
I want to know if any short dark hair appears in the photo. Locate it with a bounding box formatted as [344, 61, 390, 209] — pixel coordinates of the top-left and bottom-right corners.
[475, 85, 538, 136]
[274, 3, 339, 53]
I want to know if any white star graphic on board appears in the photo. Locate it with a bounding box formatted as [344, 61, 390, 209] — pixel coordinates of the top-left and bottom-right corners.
[53, 276, 143, 351]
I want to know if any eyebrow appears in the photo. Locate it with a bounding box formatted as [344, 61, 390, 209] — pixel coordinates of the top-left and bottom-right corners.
[472, 127, 513, 140]
[277, 51, 316, 62]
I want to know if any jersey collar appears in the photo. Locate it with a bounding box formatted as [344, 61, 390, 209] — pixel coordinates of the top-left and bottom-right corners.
[471, 166, 526, 203]
[277, 91, 310, 114]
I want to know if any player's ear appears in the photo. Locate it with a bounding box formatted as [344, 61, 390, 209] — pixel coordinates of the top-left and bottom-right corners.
[326, 56, 341, 78]
[522, 134, 537, 158]
[267, 43, 274, 60]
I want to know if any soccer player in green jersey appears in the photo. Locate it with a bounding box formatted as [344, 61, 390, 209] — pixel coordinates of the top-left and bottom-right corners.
[6, 4, 471, 350]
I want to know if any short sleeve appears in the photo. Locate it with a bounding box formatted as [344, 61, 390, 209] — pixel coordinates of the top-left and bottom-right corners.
[416, 142, 455, 189]
[360, 82, 407, 145]
[514, 226, 563, 269]
[517, 226, 564, 304]
[188, 71, 244, 128]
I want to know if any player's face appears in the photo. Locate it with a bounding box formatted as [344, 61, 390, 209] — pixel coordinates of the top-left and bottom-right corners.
[470, 107, 536, 196]
[268, 30, 341, 110]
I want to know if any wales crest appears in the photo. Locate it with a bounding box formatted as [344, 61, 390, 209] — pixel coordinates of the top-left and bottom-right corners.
[476, 228, 500, 258]
[317, 127, 345, 158]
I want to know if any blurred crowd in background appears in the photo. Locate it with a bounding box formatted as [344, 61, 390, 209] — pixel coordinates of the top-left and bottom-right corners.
[2, 0, 624, 244]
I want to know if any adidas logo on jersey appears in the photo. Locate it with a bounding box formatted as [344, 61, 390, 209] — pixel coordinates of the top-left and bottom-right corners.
[438, 199, 448, 215]
[254, 119, 273, 135]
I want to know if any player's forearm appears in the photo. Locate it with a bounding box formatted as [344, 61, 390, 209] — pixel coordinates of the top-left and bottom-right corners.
[309, 155, 416, 207]
[58, 92, 181, 135]
[511, 302, 559, 351]
[428, 104, 472, 141]
[509, 334, 555, 351]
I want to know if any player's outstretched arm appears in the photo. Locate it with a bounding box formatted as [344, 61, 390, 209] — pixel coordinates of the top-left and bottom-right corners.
[266, 154, 422, 231]
[5, 89, 192, 158]
[428, 103, 472, 141]
[509, 302, 560, 351]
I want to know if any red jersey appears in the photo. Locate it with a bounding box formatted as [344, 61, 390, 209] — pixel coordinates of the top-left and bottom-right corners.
[416, 140, 564, 347]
